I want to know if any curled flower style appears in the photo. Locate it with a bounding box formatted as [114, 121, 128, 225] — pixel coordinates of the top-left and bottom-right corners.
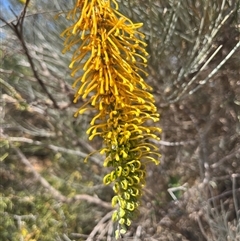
[61, 0, 161, 238]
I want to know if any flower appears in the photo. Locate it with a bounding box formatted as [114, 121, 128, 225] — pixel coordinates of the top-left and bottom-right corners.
[61, 0, 161, 238]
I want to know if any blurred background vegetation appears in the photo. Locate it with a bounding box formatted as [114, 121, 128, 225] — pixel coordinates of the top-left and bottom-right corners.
[0, 0, 240, 240]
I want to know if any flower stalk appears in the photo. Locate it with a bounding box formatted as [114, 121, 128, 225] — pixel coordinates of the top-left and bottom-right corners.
[61, 0, 161, 238]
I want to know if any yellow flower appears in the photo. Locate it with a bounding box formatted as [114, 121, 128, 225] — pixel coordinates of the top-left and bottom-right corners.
[61, 0, 161, 238]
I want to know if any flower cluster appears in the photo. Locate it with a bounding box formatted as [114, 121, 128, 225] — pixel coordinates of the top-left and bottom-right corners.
[61, 0, 161, 238]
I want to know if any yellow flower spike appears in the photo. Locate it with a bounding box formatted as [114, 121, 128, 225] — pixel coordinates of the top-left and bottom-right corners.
[61, 0, 161, 238]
